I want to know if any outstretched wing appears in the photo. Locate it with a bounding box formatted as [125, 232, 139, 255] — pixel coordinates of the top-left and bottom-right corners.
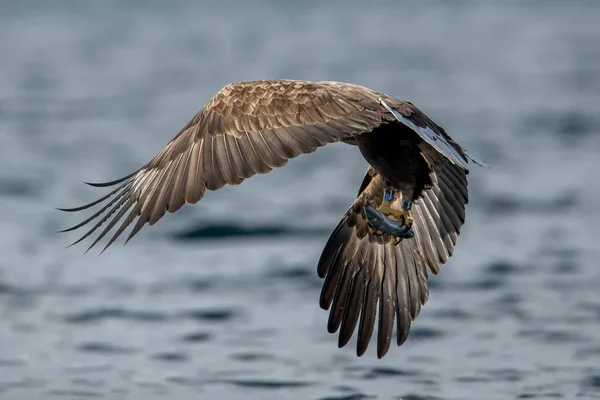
[317, 161, 468, 358]
[378, 98, 488, 169]
[59, 80, 394, 252]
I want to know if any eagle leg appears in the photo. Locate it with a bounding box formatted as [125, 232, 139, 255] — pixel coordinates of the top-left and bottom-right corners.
[378, 187, 414, 226]
[364, 189, 415, 244]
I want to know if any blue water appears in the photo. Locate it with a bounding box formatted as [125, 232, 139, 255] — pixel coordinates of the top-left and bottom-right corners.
[1, 1, 600, 399]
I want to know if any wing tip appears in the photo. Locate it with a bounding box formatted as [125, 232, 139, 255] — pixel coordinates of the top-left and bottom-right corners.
[82, 171, 139, 188]
[376, 347, 389, 359]
[467, 152, 490, 168]
[378, 97, 491, 171]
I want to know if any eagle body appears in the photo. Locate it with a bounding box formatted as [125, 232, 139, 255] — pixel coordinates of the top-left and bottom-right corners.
[355, 122, 433, 202]
[60, 79, 485, 358]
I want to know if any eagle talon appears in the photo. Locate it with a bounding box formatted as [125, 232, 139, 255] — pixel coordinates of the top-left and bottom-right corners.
[364, 204, 415, 240]
[379, 203, 413, 225]
[368, 226, 385, 236]
[369, 225, 385, 237]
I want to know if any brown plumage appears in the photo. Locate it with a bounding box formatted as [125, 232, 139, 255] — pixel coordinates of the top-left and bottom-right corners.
[59, 79, 482, 358]
[318, 162, 467, 357]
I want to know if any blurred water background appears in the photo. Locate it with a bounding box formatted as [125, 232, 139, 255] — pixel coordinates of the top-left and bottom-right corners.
[1, 1, 600, 399]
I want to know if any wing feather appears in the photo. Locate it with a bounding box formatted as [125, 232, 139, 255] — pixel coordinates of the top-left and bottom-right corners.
[338, 266, 364, 348]
[378, 98, 470, 168]
[411, 206, 440, 272]
[58, 73, 477, 330]
[357, 247, 381, 357]
[83, 197, 135, 252]
[422, 191, 454, 255]
[436, 173, 466, 222]
[168, 144, 194, 213]
[377, 244, 396, 357]
[224, 133, 250, 179]
[393, 243, 411, 346]
[59, 80, 392, 250]
[318, 163, 468, 357]
[417, 197, 449, 264]
[398, 241, 422, 320]
[213, 134, 240, 186]
[182, 141, 203, 204]
[149, 155, 184, 225]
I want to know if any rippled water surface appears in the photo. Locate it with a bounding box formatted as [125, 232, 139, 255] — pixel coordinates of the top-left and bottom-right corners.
[1, 1, 600, 399]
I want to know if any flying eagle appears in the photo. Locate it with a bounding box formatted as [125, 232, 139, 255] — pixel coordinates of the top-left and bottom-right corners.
[60, 80, 486, 358]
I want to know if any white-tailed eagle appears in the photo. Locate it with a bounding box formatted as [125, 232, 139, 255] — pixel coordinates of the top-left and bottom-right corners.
[60, 80, 486, 358]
